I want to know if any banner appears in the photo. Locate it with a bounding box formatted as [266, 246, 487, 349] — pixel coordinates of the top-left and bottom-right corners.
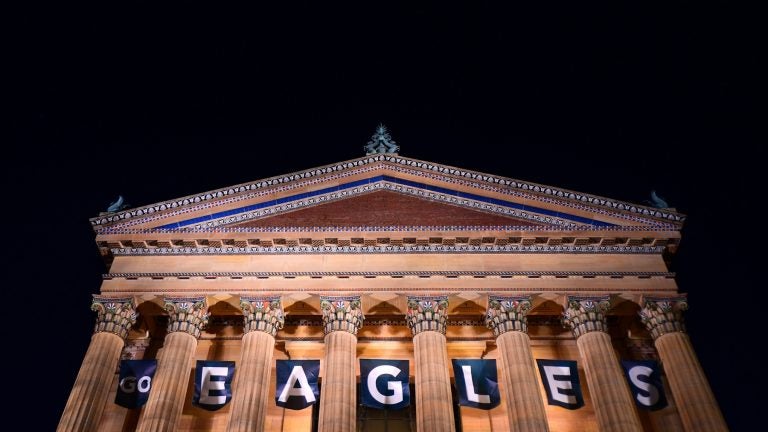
[621, 360, 667, 411]
[451, 359, 501, 409]
[193, 360, 235, 411]
[276, 360, 320, 410]
[536, 359, 584, 410]
[115, 360, 157, 409]
[361, 359, 410, 409]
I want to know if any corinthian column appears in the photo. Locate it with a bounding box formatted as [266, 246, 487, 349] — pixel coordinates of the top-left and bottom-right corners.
[640, 296, 728, 432]
[318, 296, 364, 432]
[58, 296, 137, 432]
[486, 296, 549, 432]
[407, 296, 455, 432]
[226, 297, 285, 432]
[562, 296, 642, 432]
[136, 297, 209, 432]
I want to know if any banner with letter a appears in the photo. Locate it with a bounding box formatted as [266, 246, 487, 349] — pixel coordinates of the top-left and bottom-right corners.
[451, 359, 501, 409]
[360, 359, 410, 410]
[193, 360, 235, 411]
[536, 359, 584, 410]
[276, 360, 320, 410]
[621, 360, 667, 411]
[116, 360, 157, 409]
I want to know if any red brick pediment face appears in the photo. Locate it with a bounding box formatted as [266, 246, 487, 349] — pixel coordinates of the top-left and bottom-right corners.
[232, 190, 540, 228]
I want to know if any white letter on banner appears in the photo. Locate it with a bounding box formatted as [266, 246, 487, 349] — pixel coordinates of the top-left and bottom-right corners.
[628, 365, 659, 407]
[368, 365, 404, 405]
[119, 377, 136, 393]
[462, 365, 491, 404]
[278, 366, 316, 403]
[200, 366, 228, 405]
[543, 366, 578, 405]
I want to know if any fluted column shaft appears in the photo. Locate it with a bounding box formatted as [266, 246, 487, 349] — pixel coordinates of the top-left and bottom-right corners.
[58, 296, 137, 432]
[413, 331, 455, 432]
[641, 296, 728, 431]
[227, 297, 284, 432]
[317, 296, 363, 432]
[319, 331, 358, 432]
[57, 332, 124, 432]
[136, 297, 208, 432]
[564, 296, 642, 432]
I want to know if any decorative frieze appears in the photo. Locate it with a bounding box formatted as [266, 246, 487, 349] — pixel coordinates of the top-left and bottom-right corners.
[639, 296, 688, 340]
[164, 296, 209, 339]
[486, 295, 532, 336]
[319, 296, 364, 335]
[562, 295, 612, 338]
[91, 295, 137, 339]
[240, 296, 285, 337]
[406, 295, 449, 335]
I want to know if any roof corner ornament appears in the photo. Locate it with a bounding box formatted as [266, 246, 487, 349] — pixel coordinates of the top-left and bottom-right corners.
[364, 124, 399, 155]
[107, 195, 129, 213]
[648, 190, 669, 209]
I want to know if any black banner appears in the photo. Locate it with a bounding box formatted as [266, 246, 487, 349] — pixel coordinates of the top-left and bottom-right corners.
[115, 360, 156, 409]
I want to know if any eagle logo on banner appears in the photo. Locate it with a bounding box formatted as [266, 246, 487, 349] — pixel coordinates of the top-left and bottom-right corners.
[115, 360, 156, 409]
[451, 359, 501, 410]
[193, 361, 235, 411]
[276, 360, 320, 410]
[360, 359, 410, 410]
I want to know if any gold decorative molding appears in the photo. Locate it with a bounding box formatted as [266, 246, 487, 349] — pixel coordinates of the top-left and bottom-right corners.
[240, 296, 285, 337]
[486, 295, 532, 336]
[91, 295, 137, 339]
[319, 296, 364, 335]
[562, 295, 611, 338]
[639, 295, 688, 340]
[163, 296, 209, 339]
[406, 295, 449, 335]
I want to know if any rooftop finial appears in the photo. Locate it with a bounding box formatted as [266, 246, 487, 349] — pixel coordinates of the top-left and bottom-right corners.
[364, 124, 399, 155]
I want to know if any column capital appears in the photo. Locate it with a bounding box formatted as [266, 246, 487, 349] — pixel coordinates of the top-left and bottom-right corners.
[406, 295, 449, 336]
[164, 296, 209, 339]
[486, 295, 532, 337]
[562, 295, 611, 338]
[639, 295, 688, 340]
[240, 296, 285, 337]
[91, 295, 137, 339]
[320, 295, 364, 336]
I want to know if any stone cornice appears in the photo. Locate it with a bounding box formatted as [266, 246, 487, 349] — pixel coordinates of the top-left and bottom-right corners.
[240, 296, 285, 337]
[406, 295, 449, 335]
[562, 295, 612, 338]
[91, 295, 137, 339]
[639, 295, 688, 340]
[319, 295, 364, 336]
[164, 296, 209, 339]
[486, 295, 533, 336]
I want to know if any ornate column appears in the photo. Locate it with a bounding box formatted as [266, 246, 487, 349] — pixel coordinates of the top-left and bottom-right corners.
[640, 296, 728, 432]
[58, 296, 137, 432]
[318, 296, 364, 432]
[136, 297, 209, 432]
[407, 296, 455, 432]
[226, 297, 285, 432]
[486, 296, 550, 432]
[562, 296, 643, 432]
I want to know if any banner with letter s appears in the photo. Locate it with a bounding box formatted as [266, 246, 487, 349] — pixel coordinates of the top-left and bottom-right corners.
[451, 359, 501, 409]
[621, 360, 667, 411]
[116, 360, 157, 409]
[536, 359, 584, 410]
[276, 360, 320, 410]
[361, 359, 410, 410]
[193, 360, 235, 411]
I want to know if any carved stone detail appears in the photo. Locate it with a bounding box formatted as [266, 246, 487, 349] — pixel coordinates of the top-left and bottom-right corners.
[320, 295, 364, 335]
[562, 295, 611, 338]
[639, 296, 688, 340]
[91, 295, 137, 339]
[240, 296, 285, 337]
[406, 295, 449, 335]
[486, 295, 533, 336]
[164, 296, 209, 339]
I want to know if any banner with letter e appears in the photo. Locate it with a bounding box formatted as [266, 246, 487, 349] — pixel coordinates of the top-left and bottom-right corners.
[536, 359, 584, 410]
[116, 360, 157, 409]
[360, 359, 410, 409]
[451, 359, 501, 409]
[193, 360, 235, 411]
[276, 360, 320, 410]
[621, 360, 667, 411]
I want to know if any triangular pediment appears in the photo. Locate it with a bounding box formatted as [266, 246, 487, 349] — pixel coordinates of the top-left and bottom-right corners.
[90, 154, 684, 233]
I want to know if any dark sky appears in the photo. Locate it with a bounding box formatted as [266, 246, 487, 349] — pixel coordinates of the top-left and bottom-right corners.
[9, 2, 761, 430]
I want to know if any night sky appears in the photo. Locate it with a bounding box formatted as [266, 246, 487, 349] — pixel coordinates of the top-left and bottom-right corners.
[9, 2, 761, 430]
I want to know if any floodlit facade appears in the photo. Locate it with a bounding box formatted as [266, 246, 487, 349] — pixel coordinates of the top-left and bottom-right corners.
[58, 131, 726, 432]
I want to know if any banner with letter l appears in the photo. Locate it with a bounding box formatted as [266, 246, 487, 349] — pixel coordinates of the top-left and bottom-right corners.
[451, 359, 501, 409]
